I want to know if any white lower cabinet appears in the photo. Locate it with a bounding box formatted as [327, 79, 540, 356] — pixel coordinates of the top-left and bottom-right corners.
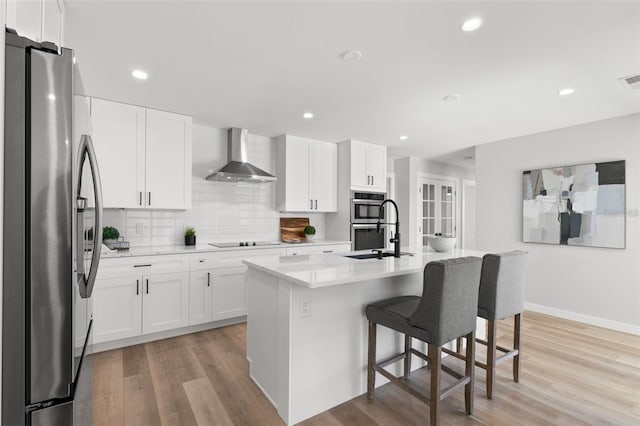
[142, 272, 190, 334]
[212, 266, 248, 321]
[93, 276, 142, 344]
[93, 246, 340, 347]
[188, 266, 248, 325]
[189, 270, 213, 325]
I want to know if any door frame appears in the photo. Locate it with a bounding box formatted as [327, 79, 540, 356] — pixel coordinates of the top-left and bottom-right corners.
[416, 172, 459, 249]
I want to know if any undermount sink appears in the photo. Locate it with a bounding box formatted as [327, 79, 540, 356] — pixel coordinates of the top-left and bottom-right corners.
[345, 252, 413, 260]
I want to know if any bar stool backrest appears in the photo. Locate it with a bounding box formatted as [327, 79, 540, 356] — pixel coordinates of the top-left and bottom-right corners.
[478, 251, 528, 321]
[408, 257, 482, 346]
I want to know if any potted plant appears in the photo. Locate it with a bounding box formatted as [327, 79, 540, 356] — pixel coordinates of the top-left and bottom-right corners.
[185, 227, 196, 246]
[304, 225, 316, 241]
[103, 226, 120, 244]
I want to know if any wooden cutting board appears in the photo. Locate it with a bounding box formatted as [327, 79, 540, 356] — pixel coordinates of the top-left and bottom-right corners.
[280, 217, 309, 242]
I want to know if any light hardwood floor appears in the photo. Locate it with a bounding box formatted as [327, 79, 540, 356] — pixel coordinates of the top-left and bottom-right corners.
[93, 311, 640, 425]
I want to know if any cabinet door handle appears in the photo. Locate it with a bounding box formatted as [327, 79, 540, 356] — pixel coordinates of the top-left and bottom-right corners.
[148, 192, 151, 206]
[371, 175, 374, 186]
[323, 250, 333, 253]
[134, 264, 152, 268]
[139, 191, 142, 206]
[146, 279, 149, 294]
[310, 199, 313, 210]
[367, 175, 370, 185]
[136, 279, 139, 295]
[207, 272, 211, 287]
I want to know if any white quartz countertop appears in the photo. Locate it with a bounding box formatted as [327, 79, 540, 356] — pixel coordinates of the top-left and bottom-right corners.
[243, 248, 488, 288]
[100, 240, 351, 259]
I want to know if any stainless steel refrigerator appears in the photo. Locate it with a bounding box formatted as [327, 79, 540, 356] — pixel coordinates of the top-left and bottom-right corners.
[2, 29, 103, 425]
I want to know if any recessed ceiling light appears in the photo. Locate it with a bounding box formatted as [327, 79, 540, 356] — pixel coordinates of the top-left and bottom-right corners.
[303, 112, 314, 119]
[131, 69, 148, 80]
[558, 88, 575, 96]
[462, 17, 483, 32]
[443, 94, 462, 102]
[399, 135, 408, 140]
[340, 50, 363, 63]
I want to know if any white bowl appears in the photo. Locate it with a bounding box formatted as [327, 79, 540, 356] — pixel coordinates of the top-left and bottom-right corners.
[427, 236, 457, 252]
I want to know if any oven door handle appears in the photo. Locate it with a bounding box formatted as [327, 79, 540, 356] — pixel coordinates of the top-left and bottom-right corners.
[352, 199, 384, 204]
[351, 223, 382, 228]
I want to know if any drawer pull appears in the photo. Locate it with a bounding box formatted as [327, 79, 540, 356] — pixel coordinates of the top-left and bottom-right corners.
[199, 259, 205, 263]
[134, 264, 152, 268]
[323, 250, 333, 253]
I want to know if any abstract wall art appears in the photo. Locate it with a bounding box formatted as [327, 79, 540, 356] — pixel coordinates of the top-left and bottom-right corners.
[522, 160, 625, 248]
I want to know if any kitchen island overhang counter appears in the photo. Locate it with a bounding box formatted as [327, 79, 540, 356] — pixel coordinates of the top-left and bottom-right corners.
[244, 248, 487, 425]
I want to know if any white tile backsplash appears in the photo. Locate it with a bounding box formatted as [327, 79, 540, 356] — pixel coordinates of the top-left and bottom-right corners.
[103, 126, 326, 246]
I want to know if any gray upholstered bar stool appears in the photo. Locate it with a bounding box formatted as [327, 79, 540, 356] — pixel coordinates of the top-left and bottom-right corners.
[365, 257, 482, 425]
[447, 251, 528, 399]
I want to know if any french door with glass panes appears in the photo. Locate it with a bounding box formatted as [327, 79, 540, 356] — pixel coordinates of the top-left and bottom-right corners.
[418, 178, 457, 247]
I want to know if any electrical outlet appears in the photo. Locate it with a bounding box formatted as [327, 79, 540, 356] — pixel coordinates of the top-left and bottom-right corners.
[135, 223, 144, 234]
[300, 298, 311, 317]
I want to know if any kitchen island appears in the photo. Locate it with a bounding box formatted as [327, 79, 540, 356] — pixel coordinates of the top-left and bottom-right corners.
[244, 248, 487, 425]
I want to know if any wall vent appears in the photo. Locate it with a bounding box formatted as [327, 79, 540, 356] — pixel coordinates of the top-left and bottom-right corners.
[618, 73, 640, 90]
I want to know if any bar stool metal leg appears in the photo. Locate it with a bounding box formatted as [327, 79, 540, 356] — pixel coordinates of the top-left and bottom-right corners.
[404, 335, 412, 379]
[486, 319, 497, 399]
[513, 314, 521, 382]
[367, 321, 377, 400]
[428, 344, 441, 426]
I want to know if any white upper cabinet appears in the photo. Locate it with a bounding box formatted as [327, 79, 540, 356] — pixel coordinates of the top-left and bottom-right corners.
[145, 109, 192, 209]
[90, 98, 192, 210]
[343, 140, 387, 193]
[91, 98, 146, 209]
[311, 141, 338, 212]
[368, 143, 387, 192]
[278, 135, 312, 211]
[7, 0, 63, 48]
[276, 135, 337, 212]
[349, 140, 369, 188]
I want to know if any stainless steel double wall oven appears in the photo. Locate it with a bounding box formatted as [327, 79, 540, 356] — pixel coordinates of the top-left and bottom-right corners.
[350, 191, 386, 251]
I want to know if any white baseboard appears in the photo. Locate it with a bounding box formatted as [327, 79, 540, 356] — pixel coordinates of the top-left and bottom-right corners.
[91, 316, 247, 353]
[525, 303, 640, 336]
[249, 371, 278, 409]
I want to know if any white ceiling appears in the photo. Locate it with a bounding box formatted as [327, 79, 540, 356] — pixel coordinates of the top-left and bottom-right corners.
[65, 1, 640, 161]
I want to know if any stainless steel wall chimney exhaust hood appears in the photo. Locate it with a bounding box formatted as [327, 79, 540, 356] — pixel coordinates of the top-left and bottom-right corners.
[205, 128, 277, 183]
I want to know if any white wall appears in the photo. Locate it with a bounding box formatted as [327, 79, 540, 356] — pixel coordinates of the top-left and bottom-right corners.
[103, 124, 327, 245]
[476, 113, 640, 333]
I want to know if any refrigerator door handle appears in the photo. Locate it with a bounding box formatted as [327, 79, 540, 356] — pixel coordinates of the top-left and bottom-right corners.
[77, 134, 103, 298]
